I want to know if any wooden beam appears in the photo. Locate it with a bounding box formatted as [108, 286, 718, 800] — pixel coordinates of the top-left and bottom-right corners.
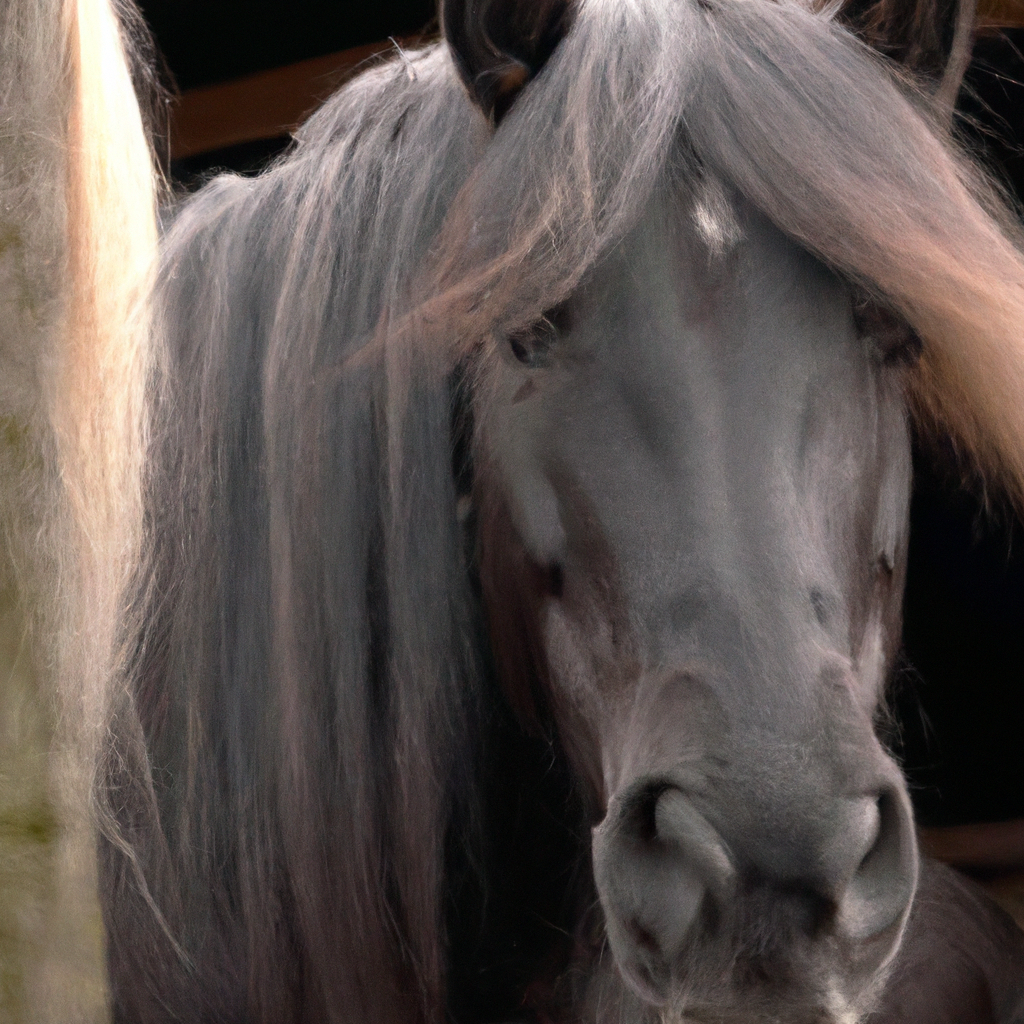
[919, 818, 1024, 873]
[920, 820, 1024, 930]
[170, 37, 422, 160]
[979, 0, 1024, 28]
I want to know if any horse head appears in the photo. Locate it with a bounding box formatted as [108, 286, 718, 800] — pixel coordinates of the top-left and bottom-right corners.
[441, 0, 1003, 1017]
[476, 184, 918, 1018]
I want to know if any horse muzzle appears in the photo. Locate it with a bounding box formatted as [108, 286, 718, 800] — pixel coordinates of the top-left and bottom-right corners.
[592, 770, 918, 1011]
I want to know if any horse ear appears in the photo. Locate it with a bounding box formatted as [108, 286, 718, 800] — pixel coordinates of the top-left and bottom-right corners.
[442, 0, 575, 121]
[837, 0, 977, 109]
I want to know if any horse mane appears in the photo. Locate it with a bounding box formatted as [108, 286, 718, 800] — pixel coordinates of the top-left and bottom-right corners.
[102, 48, 496, 1024]
[0, 0, 155, 1016]
[100, 1, 1024, 1022]
[837, 0, 977, 103]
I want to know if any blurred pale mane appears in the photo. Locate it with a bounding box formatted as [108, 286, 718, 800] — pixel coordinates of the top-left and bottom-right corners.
[0, 0, 155, 1017]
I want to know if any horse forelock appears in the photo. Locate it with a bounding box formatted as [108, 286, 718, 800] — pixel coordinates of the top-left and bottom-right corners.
[422, 0, 1024, 504]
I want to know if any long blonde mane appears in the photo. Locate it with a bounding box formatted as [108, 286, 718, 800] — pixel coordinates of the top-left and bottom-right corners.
[0, 0, 155, 1017]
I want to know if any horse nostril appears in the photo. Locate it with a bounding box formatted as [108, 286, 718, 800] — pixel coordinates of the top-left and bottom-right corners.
[654, 788, 734, 895]
[839, 787, 917, 942]
[543, 561, 564, 598]
[592, 786, 734, 1002]
[853, 796, 882, 876]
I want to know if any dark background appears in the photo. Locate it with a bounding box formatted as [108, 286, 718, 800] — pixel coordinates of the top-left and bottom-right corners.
[136, 0, 437, 90]
[135, 1, 1024, 828]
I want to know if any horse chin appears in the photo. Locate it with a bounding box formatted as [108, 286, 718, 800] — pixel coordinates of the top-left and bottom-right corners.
[656, 981, 880, 1024]
[659, 1006, 864, 1024]
[614, 924, 899, 1024]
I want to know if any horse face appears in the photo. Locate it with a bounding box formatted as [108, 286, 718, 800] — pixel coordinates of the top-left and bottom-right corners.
[478, 186, 918, 1019]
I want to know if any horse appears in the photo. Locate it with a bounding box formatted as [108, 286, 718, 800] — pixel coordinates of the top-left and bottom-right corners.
[3, 0, 1024, 1020]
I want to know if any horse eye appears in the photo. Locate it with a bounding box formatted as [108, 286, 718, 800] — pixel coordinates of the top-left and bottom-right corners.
[852, 294, 922, 367]
[507, 302, 572, 368]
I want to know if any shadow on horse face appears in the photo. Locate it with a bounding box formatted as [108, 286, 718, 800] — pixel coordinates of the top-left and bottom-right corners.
[478, 183, 918, 1019]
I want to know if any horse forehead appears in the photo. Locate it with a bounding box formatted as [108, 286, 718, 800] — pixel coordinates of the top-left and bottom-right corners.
[564, 197, 864, 435]
[548, 202, 873, 514]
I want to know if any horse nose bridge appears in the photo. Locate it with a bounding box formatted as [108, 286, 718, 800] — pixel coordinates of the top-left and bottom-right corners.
[635, 581, 862, 735]
[602, 651, 893, 825]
